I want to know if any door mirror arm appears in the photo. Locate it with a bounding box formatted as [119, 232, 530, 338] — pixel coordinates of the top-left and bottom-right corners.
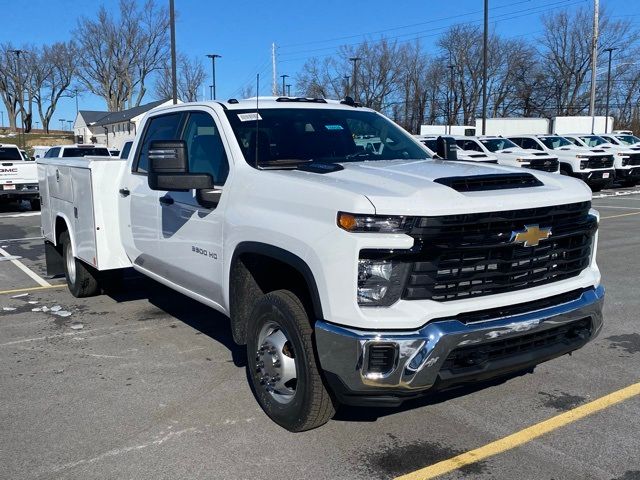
[196, 188, 221, 209]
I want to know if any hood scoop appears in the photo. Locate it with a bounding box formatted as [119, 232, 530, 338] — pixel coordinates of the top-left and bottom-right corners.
[434, 173, 543, 192]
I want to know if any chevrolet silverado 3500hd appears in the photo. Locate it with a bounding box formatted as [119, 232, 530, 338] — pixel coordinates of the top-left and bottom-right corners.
[38, 98, 604, 432]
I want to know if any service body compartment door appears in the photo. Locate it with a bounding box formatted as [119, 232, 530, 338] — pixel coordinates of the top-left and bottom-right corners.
[71, 167, 97, 265]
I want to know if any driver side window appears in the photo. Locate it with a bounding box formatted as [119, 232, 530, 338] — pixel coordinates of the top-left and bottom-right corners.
[182, 112, 229, 185]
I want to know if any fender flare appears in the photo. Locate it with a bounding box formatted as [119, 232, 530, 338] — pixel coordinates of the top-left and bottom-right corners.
[230, 241, 324, 320]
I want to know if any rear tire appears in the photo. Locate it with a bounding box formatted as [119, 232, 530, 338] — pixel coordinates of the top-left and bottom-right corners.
[61, 231, 100, 298]
[246, 290, 335, 432]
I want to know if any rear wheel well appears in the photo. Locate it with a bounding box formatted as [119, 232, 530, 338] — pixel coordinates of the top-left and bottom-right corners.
[55, 217, 69, 248]
[229, 250, 319, 345]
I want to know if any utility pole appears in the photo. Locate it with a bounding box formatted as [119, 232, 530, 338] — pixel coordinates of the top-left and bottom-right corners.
[589, 0, 599, 133]
[448, 61, 455, 135]
[272, 43, 278, 96]
[481, 0, 488, 135]
[286, 84, 291, 97]
[349, 57, 361, 103]
[280, 74, 289, 96]
[67, 120, 73, 132]
[169, 0, 178, 104]
[1, 111, 3, 129]
[603, 46, 616, 134]
[9, 49, 24, 148]
[74, 88, 79, 114]
[206, 54, 221, 100]
[344, 75, 350, 97]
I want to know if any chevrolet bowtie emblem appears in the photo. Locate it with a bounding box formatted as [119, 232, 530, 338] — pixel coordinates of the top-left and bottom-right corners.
[510, 224, 552, 247]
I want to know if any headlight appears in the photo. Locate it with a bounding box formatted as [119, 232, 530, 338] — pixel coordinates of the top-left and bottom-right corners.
[357, 253, 411, 306]
[338, 212, 414, 233]
[580, 160, 589, 169]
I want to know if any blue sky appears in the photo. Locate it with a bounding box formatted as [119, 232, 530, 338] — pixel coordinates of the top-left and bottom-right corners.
[1, 0, 638, 125]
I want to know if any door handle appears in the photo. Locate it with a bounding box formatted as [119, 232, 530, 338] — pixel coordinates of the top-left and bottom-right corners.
[159, 196, 174, 206]
[119, 188, 130, 197]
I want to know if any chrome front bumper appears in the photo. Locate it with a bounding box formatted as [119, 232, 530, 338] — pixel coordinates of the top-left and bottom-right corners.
[316, 286, 604, 405]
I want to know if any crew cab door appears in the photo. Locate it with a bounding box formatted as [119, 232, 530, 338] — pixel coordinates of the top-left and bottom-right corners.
[156, 108, 231, 309]
[119, 111, 186, 272]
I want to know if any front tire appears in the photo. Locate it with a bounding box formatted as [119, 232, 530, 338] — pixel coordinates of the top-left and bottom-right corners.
[61, 231, 100, 298]
[247, 290, 335, 432]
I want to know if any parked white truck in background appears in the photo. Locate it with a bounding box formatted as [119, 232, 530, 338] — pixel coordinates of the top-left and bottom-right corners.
[0, 143, 40, 210]
[454, 136, 560, 173]
[562, 134, 640, 186]
[38, 98, 605, 432]
[507, 134, 615, 191]
[415, 135, 498, 163]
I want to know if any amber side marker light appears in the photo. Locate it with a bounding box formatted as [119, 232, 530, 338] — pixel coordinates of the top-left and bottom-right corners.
[337, 212, 357, 231]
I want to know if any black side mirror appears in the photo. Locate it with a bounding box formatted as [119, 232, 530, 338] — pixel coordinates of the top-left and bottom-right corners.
[436, 136, 458, 160]
[147, 140, 214, 191]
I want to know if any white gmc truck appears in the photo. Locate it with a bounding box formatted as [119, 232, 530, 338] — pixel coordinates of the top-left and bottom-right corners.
[1, 143, 40, 209]
[38, 98, 604, 432]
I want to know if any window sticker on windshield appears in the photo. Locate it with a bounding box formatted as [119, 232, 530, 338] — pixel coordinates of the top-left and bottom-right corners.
[237, 113, 262, 122]
[325, 124, 344, 131]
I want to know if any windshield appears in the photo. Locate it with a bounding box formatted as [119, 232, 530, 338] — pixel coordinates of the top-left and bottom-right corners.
[539, 136, 573, 149]
[0, 147, 22, 160]
[479, 138, 518, 152]
[62, 147, 110, 157]
[224, 108, 428, 166]
[616, 134, 640, 145]
[579, 135, 608, 147]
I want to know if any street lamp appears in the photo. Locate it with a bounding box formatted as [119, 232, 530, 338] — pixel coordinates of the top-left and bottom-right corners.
[67, 120, 73, 132]
[286, 84, 291, 97]
[206, 54, 221, 100]
[349, 57, 361, 103]
[169, 0, 177, 104]
[280, 74, 289, 96]
[603, 47, 618, 133]
[59, 119, 65, 131]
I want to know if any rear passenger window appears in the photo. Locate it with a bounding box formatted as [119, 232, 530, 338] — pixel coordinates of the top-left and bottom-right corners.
[44, 147, 60, 158]
[134, 113, 184, 173]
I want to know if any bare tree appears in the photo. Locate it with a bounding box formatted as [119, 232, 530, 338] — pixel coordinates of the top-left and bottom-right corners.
[75, 0, 169, 111]
[155, 54, 206, 102]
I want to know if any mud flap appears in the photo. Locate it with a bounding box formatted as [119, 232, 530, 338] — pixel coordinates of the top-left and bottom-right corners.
[44, 241, 64, 277]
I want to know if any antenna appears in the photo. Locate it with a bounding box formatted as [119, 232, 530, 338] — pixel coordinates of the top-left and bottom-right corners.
[255, 73, 260, 168]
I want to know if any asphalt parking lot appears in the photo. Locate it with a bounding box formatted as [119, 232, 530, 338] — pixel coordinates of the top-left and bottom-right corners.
[1, 188, 639, 480]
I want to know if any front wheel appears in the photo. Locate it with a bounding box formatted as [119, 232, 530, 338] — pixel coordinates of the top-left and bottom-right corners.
[247, 290, 335, 432]
[61, 231, 100, 298]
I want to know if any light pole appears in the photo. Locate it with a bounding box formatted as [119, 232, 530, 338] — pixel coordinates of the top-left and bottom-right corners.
[67, 120, 73, 132]
[349, 57, 361, 103]
[481, 0, 488, 135]
[1, 111, 3, 128]
[280, 74, 289, 96]
[59, 119, 65, 131]
[286, 84, 291, 97]
[74, 88, 79, 114]
[206, 54, 221, 100]
[603, 47, 617, 133]
[589, 0, 600, 133]
[169, 0, 178, 104]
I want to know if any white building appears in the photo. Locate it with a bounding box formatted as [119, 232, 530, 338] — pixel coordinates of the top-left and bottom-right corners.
[73, 99, 175, 150]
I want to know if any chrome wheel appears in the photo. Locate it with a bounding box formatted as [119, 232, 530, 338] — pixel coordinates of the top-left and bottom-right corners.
[65, 240, 76, 285]
[255, 321, 297, 404]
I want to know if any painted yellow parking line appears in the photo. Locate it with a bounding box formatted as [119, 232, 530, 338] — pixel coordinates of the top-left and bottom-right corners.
[0, 284, 66, 295]
[395, 382, 640, 480]
[600, 211, 640, 220]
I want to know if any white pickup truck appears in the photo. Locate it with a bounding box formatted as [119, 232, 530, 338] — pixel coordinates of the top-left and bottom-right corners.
[0, 143, 40, 209]
[38, 98, 604, 432]
[507, 135, 615, 191]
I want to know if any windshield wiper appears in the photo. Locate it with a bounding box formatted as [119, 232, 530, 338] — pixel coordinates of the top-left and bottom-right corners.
[258, 158, 314, 169]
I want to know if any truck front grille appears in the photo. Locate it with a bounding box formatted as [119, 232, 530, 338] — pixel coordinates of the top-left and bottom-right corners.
[587, 156, 614, 169]
[627, 153, 640, 166]
[402, 202, 596, 302]
[524, 158, 559, 172]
